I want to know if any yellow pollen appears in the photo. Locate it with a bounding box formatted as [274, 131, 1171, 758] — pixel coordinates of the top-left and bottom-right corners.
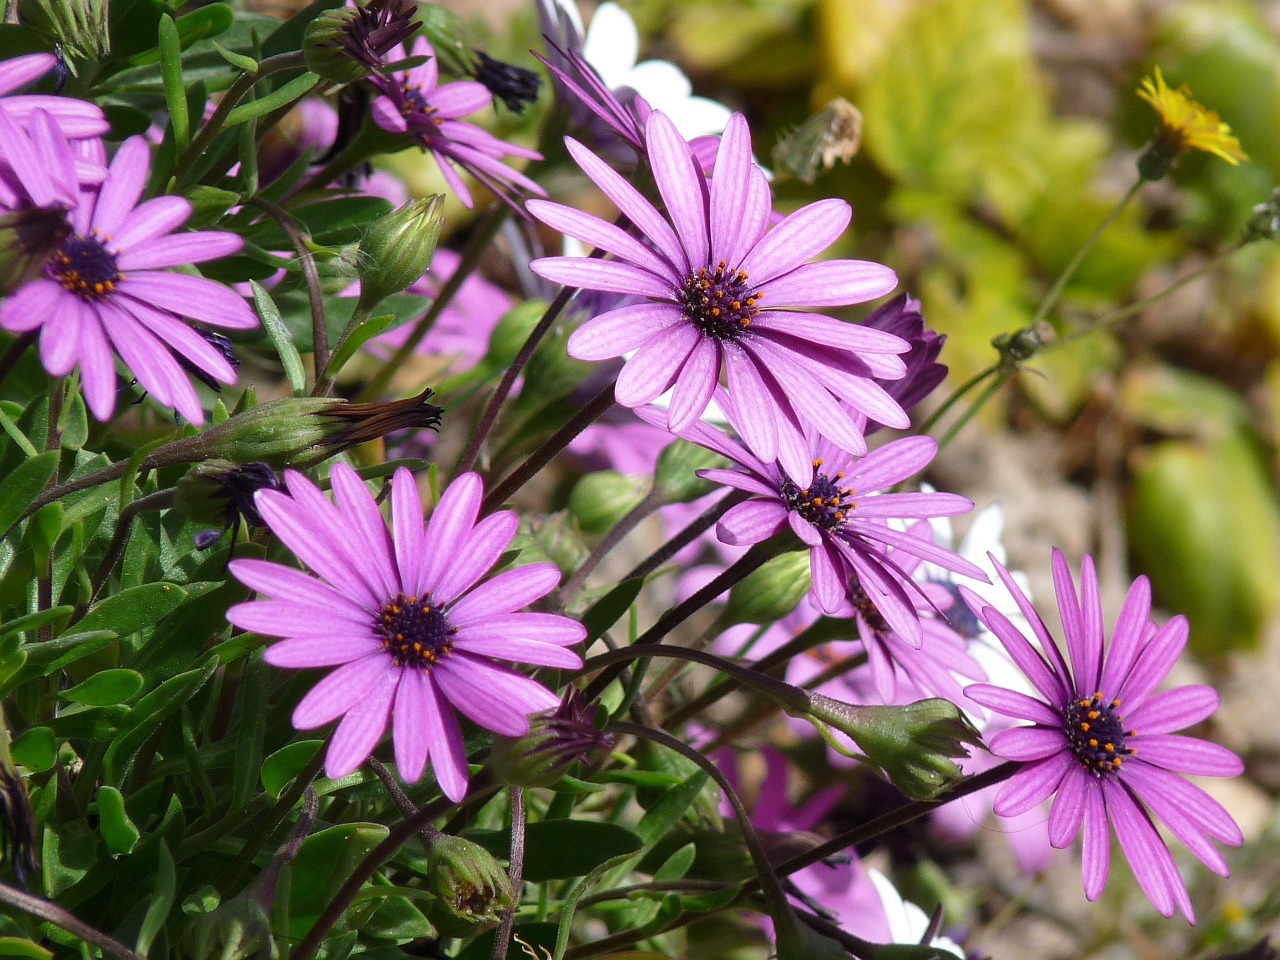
[1089, 739, 1098, 748]
[1104, 743, 1115, 752]
[1080, 722, 1090, 731]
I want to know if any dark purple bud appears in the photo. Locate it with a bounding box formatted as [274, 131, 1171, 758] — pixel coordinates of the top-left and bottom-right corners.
[473, 51, 541, 113]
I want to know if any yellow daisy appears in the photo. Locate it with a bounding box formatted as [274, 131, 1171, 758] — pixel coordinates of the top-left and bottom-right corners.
[1137, 66, 1247, 167]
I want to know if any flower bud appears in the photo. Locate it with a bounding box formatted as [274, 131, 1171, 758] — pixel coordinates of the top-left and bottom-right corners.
[472, 52, 541, 113]
[357, 196, 446, 311]
[421, 833, 514, 934]
[182, 894, 276, 960]
[303, 0, 419, 85]
[488, 691, 613, 788]
[174, 460, 281, 529]
[415, 4, 472, 76]
[568, 471, 649, 534]
[771, 98, 862, 184]
[796, 697, 981, 801]
[195, 389, 442, 468]
[18, 0, 109, 64]
[0, 206, 73, 297]
[718, 551, 811, 627]
[992, 324, 1049, 368]
[658, 440, 728, 502]
[1242, 188, 1280, 245]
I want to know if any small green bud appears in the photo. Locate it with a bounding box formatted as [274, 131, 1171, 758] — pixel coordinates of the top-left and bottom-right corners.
[656, 439, 728, 503]
[421, 833, 514, 934]
[796, 697, 981, 801]
[568, 471, 649, 534]
[1241, 188, 1280, 245]
[771, 98, 863, 184]
[719, 551, 811, 627]
[182, 893, 276, 960]
[415, 4, 472, 75]
[194, 390, 442, 469]
[357, 196, 446, 311]
[18, 0, 109, 64]
[992, 324, 1049, 368]
[303, 0, 420, 85]
[0, 206, 72, 297]
[488, 692, 612, 788]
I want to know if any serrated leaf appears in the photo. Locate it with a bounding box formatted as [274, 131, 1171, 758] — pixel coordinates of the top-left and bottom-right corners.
[60, 669, 145, 706]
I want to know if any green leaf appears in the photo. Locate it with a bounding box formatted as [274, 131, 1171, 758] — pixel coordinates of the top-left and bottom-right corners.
[464, 821, 642, 883]
[224, 72, 319, 128]
[101, 103, 154, 140]
[135, 841, 175, 956]
[578, 578, 644, 643]
[362, 895, 435, 940]
[290, 824, 390, 932]
[75, 582, 189, 640]
[42, 820, 99, 896]
[248, 195, 395, 250]
[104, 661, 218, 785]
[10, 727, 56, 773]
[212, 40, 258, 74]
[0, 450, 59, 540]
[326, 314, 398, 378]
[58, 393, 89, 451]
[123, 3, 234, 66]
[0, 606, 74, 641]
[0, 938, 53, 960]
[60, 669, 145, 706]
[95, 786, 140, 856]
[252, 281, 307, 395]
[262, 740, 323, 798]
[158, 15, 189, 149]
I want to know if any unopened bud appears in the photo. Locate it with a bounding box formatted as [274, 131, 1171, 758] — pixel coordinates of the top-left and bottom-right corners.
[992, 324, 1048, 368]
[473, 52, 541, 113]
[1241, 188, 1280, 244]
[303, 0, 419, 85]
[796, 697, 981, 801]
[0, 713, 37, 888]
[719, 551, 811, 627]
[489, 691, 612, 788]
[568, 471, 649, 534]
[772, 98, 862, 184]
[174, 460, 281, 530]
[658, 440, 728, 502]
[422, 833, 515, 934]
[18, 0, 109, 64]
[195, 389, 442, 468]
[357, 195, 445, 310]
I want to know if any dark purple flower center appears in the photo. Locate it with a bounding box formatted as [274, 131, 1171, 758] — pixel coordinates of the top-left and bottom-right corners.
[1065, 692, 1135, 777]
[678, 260, 761, 341]
[400, 83, 442, 126]
[780, 460, 855, 531]
[936, 580, 982, 640]
[375, 592, 456, 669]
[849, 584, 891, 638]
[51, 232, 121, 301]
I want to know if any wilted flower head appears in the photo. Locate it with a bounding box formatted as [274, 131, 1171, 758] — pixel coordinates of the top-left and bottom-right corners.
[963, 550, 1244, 921]
[421, 832, 515, 931]
[1136, 66, 1246, 179]
[0, 764, 37, 887]
[175, 460, 283, 551]
[771, 98, 863, 184]
[472, 51, 541, 113]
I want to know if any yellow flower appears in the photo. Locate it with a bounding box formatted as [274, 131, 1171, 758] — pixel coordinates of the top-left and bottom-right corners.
[1137, 66, 1247, 167]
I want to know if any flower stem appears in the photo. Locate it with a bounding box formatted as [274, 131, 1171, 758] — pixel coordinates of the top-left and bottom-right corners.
[555, 486, 666, 608]
[454, 283, 580, 477]
[357, 204, 511, 402]
[251, 197, 328, 388]
[621, 490, 744, 584]
[481, 383, 616, 511]
[172, 51, 307, 185]
[1031, 179, 1142, 327]
[917, 363, 998, 436]
[937, 369, 1011, 450]
[316, 302, 375, 395]
[0, 882, 143, 960]
[490, 787, 526, 960]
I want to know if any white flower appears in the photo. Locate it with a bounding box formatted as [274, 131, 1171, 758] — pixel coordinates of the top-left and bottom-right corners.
[868, 869, 965, 958]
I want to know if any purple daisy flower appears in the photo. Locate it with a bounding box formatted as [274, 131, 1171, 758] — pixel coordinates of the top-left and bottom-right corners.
[369, 37, 545, 208]
[859, 293, 946, 429]
[529, 111, 909, 482]
[962, 550, 1244, 921]
[0, 135, 255, 424]
[0, 53, 107, 140]
[637, 395, 986, 644]
[228, 466, 585, 800]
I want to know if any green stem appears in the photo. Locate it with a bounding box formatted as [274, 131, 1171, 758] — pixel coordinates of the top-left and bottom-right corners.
[917, 363, 998, 436]
[316, 302, 374, 395]
[1031, 179, 1142, 327]
[172, 52, 307, 185]
[937, 369, 1011, 450]
[251, 197, 328, 387]
[554, 485, 666, 608]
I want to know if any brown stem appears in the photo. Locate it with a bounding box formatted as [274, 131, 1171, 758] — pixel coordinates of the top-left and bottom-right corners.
[621, 490, 744, 584]
[554, 485, 665, 609]
[250, 197, 328, 387]
[481, 384, 616, 511]
[0, 882, 143, 960]
[490, 787, 525, 960]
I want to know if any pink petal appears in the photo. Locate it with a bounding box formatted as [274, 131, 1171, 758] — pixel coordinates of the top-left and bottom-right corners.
[1122, 765, 1230, 876]
[117, 231, 241, 270]
[1047, 767, 1092, 848]
[527, 199, 679, 283]
[431, 654, 558, 736]
[452, 635, 583, 669]
[419, 472, 482, 596]
[645, 111, 710, 269]
[716, 500, 787, 546]
[740, 198, 851, 283]
[1103, 779, 1193, 921]
[1114, 616, 1187, 708]
[0, 278, 64, 334]
[1125, 685, 1220, 736]
[1098, 571, 1151, 695]
[329, 463, 400, 599]
[614, 325, 699, 406]
[446, 563, 561, 625]
[109, 196, 194, 252]
[263, 635, 382, 668]
[964, 683, 1060, 726]
[76, 307, 117, 420]
[91, 137, 150, 236]
[709, 114, 761, 267]
[421, 677, 469, 801]
[453, 612, 586, 649]
[666, 338, 720, 432]
[531, 255, 673, 298]
[435, 511, 518, 604]
[38, 293, 83, 376]
[990, 726, 1066, 762]
[292, 654, 392, 728]
[229, 558, 371, 617]
[760, 260, 898, 308]
[567, 302, 685, 361]
[1081, 783, 1111, 900]
[324, 667, 399, 778]
[1130, 734, 1243, 778]
[116, 272, 257, 329]
[992, 751, 1071, 818]
[393, 668, 430, 782]
[723, 344, 777, 463]
[391, 468, 428, 604]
